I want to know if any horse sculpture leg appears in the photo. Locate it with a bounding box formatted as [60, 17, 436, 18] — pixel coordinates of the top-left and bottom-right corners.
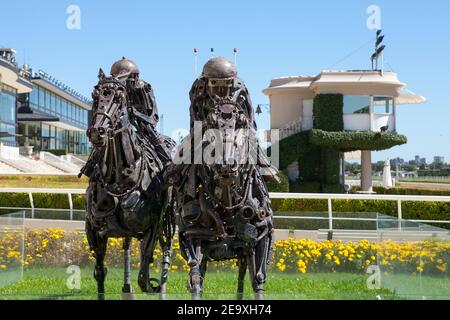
[159, 241, 172, 300]
[187, 242, 204, 300]
[121, 237, 135, 299]
[237, 255, 247, 300]
[86, 220, 108, 300]
[248, 235, 272, 300]
[138, 225, 161, 293]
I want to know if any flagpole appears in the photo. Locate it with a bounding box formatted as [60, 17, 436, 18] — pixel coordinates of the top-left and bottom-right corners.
[233, 48, 237, 66]
[194, 48, 198, 76]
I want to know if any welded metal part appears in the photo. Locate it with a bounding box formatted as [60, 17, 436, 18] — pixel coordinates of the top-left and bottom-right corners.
[170, 58, 278, 300]
[82, 61, 176, 299]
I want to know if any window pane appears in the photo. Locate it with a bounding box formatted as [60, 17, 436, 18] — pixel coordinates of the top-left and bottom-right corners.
[30, 86, 39, 109]
[39, 87, 45, 110]
[44, 90, 49, 111]
[373, 97, 393, 114]
[50, 94, 56, 114]
[56, 97, 61, 115]
[343, 96, 370, 114]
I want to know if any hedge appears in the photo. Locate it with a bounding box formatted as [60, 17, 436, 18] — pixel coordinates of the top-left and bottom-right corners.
[309, 129, 407, 152]
[42, 149, 67, 156]
[313, 94, 344, 131]
[0, 193, 86, 210]
[266, 171, 290, 193]
[372, 186, 450, 197]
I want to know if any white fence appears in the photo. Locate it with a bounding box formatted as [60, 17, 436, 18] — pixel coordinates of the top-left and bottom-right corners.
[1, 189, 450, 230]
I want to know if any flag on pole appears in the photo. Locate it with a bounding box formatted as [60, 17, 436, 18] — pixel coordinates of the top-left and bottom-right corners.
[194, 48, 198, 76]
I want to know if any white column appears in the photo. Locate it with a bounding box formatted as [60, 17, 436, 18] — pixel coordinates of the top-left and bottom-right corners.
[392, 98, 397, 132]
[369, 96, 374, 131]
[361, 150, 373, 192]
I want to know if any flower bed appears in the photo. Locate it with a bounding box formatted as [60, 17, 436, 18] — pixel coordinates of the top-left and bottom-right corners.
[1, 228, 448, 276]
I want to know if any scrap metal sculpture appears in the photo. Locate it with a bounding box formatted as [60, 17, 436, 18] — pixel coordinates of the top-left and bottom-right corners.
[80, 58, 176, 299]
[168, 57, 278, 299]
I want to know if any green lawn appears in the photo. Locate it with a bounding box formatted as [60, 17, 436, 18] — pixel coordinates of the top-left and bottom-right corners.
[0, 267, 397, 300]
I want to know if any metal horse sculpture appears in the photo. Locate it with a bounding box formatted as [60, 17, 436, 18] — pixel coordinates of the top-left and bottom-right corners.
[81, 66, 175, 299]
[168, 57, 277, 300]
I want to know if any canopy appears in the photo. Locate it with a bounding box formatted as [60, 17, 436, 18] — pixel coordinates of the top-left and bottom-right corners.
[397, 89, 427, 105]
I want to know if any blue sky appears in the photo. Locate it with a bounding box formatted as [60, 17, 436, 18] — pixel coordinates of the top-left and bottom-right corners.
[1, 0, 449, 162]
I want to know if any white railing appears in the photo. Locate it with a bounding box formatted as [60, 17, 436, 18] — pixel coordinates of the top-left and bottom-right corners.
[269, 193, 450, 230]
[39, 152, 81, 173]
[61, 155, 86, 167]
[279, 120, 303, 140]
[1, 189, 450, 229]
[0, 188, 85, 220]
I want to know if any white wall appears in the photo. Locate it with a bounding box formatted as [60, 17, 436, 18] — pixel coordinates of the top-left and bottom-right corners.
[270, 93, 302, 129]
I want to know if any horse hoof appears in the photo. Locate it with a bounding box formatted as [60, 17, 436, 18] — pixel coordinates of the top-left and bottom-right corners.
[138, 276, 161, 293]
[148, 278, 161, 293]
[97, 293, 106, 300]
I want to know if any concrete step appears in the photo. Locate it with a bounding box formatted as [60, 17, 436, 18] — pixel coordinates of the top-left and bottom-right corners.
[0, 159, 22, 174]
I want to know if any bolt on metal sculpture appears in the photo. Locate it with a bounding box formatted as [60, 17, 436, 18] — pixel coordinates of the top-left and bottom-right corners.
[167, 57, 278, 300]
[80, 58, 176, 299]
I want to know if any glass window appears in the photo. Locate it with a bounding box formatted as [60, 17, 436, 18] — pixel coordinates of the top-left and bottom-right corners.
[62, 100, 68, 120]
[50, 94, 56, 114]
[0, 91, 16, 124]
[56, 96, 61, 115]
[343, 96, 370, 114]
[30, 86, 39, 109]
[38, 87, 45, 110]
[44, 90, 50, 112]
[373, 97, 393, 114]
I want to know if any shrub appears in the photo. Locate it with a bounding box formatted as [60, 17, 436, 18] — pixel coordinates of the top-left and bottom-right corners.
[43, 149, 67, 156]
[266, 171, 290, 193]
[309, 130, 407, 152]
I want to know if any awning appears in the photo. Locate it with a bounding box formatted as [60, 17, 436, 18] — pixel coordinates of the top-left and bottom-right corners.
[397, 88, 427, 105]
[17, 107, 59, 122]
[0, 132, 22, 138]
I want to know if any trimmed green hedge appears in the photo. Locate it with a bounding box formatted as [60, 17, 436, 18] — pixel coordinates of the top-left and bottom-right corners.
[372, 186, 450, 197]
[43, 149, 67, 156]
[0, 193, 86, 210]
[313, 94, 344, 131]
[309, 129, 407, 152]
[266, 171, 290, 193]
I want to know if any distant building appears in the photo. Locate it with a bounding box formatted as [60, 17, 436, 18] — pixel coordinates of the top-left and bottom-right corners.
[434, 156, 445, 164]
[420, 157, 427, 165]
[390, 157, 405, 166]
[414, 155, 421, 164]
[0, 48, 91, 156]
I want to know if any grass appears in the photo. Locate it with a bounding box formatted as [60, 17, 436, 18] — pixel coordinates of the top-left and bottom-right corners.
[2, 268, 449, 300]
[0, 267, 399, 300]
[0, 175, 88, 189]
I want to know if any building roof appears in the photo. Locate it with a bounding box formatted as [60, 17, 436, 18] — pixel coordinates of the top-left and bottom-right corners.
[0, 59, 33, 94]
[263, 70, 425, 104]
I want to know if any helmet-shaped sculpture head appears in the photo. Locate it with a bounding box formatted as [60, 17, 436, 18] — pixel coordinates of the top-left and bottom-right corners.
[110, 57, 140, 81]
[202, 57, 237, 98]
